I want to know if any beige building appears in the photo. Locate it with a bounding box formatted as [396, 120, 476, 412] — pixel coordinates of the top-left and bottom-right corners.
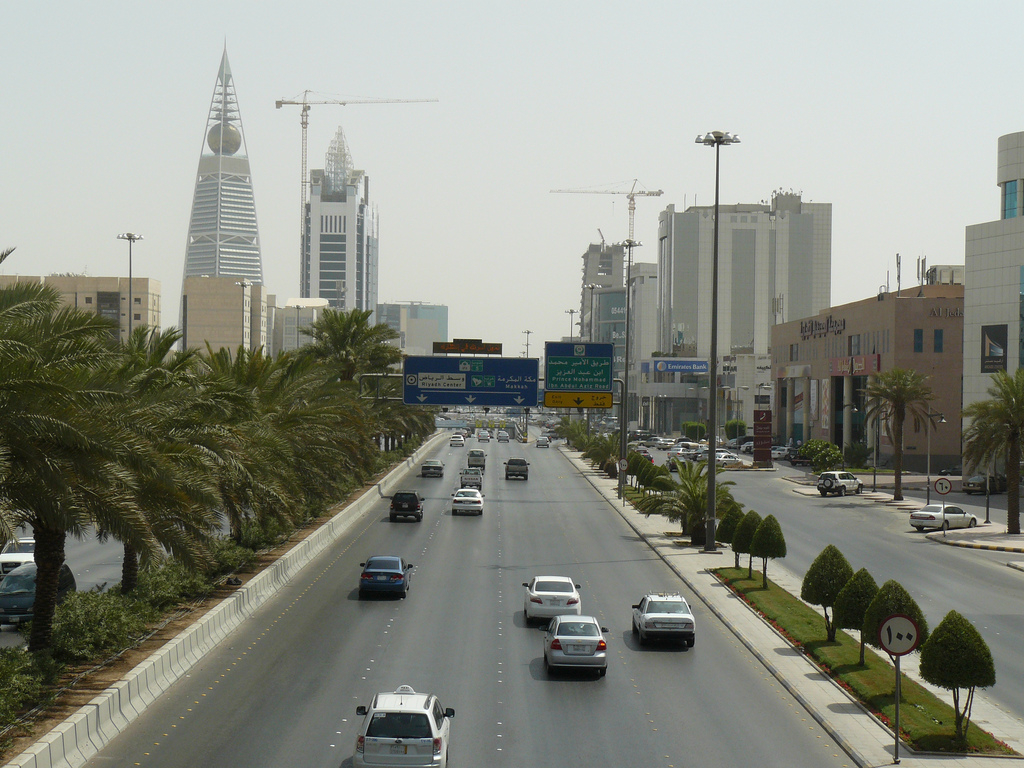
[181, 275, 267, 354]
[0, 274, 161, 342]
[269, 297, 329, 357]
[770, 284, 963, 472]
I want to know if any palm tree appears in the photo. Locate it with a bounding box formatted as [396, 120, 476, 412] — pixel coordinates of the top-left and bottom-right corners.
[300, 308, 402, 382]
[962, 368, 1024, 535]
[865, 368, 934, 501]
[634, 461, 742, 544]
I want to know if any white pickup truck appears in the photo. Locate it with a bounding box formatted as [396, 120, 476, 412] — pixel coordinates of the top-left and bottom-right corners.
[460, 468, 483, 489]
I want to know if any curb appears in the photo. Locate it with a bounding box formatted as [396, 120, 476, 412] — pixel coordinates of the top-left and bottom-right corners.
[5, 432, 450, 768]
[566, 451, 874, 768]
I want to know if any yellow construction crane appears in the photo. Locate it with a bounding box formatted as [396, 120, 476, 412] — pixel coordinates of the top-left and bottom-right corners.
[276, 90, 437, 254]
[550, 179, 664, 241]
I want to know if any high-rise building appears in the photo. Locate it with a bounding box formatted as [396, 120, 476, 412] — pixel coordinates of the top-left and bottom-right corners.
[377, 302, 448, 357]
[182, 48, 264, 288]
[181, 275, 267, 354]
[965, 130, 1024, 431]
[579, 242, 624, 341]
[657, 192, 831, 360]
[303, 127, 378, 318]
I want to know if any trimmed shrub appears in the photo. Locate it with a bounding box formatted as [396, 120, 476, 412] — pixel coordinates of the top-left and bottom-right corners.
[749, 515, 786, 588]
[863, 580, 930, 656]
[716, 508, 744, 546]
[49, 590, 157, 663]
[131, 560, 214, 610]
[919, 610, 996, 745]
[732, 510, 762, 577]
[801, 545, 854, 642]
[834, 568, 878, 665]
[0, 649, 51, 727]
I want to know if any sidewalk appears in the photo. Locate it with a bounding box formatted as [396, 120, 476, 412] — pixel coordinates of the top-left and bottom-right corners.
[563, 447, 1024, 767]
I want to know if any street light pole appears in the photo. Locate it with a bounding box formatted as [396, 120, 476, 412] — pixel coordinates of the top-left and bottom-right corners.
[696, 130, 740, 552]
[235, 280, 252, 351]
[925, 411, 946, 505]
[523, 329, 532, 358]
[117, 232, 143, 340]
[617, 239, 639, 502]
[565, 308, 577, 341]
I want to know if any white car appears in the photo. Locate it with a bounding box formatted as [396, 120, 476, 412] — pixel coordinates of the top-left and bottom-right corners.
[535, 436, 550, 448]
[476, 430, 490, 442]
[0, 537, 34, 576]
[910, 504, 979, 531]
[449, 434, 465, 448]
[770, 445, 789, 459]
[715, 451, 742, 466]
[354, 684, 455, 768]
[631, 592, 696, 647]
[817, 471, 863, 496]
[654, 437, 675, 450]
[522, 575, 582, 622]
[450, 488, 484, 516]
[541, 614, 609, 677]
[496, 430, 510, 442]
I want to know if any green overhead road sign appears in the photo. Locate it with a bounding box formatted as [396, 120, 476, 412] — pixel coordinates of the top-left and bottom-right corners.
[544, 342, 613, 391]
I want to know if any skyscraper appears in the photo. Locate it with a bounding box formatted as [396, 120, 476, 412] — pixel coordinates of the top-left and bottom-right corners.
[303, 126, 378, 317]
[182, 48, 264, 287]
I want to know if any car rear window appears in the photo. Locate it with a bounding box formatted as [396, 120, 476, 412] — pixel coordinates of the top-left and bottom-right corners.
[555, 622, 599, 637]
[366, 712, 432, 739]
[366, 558, 400, 571]
[648, 601, 687, 613]
[535, 581, 573, 593]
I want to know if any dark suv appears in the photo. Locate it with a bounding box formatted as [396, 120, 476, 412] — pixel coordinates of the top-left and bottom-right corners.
[389, 491, 423, 522]
[504, 457, 529, 480]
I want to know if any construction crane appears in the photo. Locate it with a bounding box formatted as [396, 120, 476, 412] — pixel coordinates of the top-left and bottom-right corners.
[276, 90, 437, 256]
[550, 179, 664, 242]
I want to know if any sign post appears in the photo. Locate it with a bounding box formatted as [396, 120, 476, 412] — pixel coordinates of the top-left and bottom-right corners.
[934, 477, 951, 535]
[878, 614, 922, 764]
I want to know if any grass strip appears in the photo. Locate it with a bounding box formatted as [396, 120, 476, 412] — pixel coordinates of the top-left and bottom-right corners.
[714, 567, 1016, 755]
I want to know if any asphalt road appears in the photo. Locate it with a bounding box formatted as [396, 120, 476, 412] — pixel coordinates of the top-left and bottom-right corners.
[82, 438, 850, 768]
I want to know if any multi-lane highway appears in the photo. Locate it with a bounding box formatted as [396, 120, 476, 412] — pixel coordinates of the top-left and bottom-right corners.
[81, 436, 850, 767]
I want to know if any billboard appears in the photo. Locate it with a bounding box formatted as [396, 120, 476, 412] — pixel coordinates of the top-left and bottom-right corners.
[981, 324, 1008, 372]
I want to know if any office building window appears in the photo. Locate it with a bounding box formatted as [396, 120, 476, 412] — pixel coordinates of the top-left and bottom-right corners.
[1004, 180, 1018, 219]
[913, 329, 923, 353]
[934, 329, 943, 353]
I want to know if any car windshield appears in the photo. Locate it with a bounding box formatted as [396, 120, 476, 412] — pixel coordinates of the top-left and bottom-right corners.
[365, 712, 432, 739]
[555, 621, 599, 637]
[1, 541, 33, 555]
[535, 581, 574, 593]
[647, 601, 687, 613]
[366, 558, 400, 571]
[0, 571, 36, 594]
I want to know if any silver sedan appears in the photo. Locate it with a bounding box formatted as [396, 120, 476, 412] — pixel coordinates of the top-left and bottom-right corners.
[541, 615, 609, 677]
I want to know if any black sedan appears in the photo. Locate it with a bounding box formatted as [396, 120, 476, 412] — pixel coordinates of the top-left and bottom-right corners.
[962, 474, 1007, 494]
[358, 556, 413, 599]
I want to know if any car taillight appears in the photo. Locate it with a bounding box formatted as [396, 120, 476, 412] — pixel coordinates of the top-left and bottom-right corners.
[433, 737, 443, 755]
[360, 573, 374, 581]
[567, 597, 579, 605]
[530, 597, 542, 604]
[356, 735, 364, 753]
[550, 638, 562, 650]
[390, 574, 404, 582]
[596, 639, 607, 651]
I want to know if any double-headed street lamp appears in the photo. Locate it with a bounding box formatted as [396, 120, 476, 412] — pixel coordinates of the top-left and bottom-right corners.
[925, 411, 947, 505]
[116, 232, 143, 339]
[616, 239, 640, 501]
[696, 130, 740, 552]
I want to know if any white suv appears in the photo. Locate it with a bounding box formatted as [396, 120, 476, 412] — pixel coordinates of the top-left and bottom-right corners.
[354, 685, 455, 767]
[816, 471, 863, 497]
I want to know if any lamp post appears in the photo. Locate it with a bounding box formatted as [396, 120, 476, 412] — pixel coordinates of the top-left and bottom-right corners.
[116, 232, 143, 340]
[523, 329, 532, 358]
[925, 411, 946, 505]
[235, 280, 251, 351]
[616, 239, 640, 501]
[565, 308, 577, 341]
[584, 284, 599, 342]
[696, 129, 740, 552]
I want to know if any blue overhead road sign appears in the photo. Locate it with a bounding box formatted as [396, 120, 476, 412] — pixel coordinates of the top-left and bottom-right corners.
[544, 342, 614, 391]
[403, 356, 540, 407]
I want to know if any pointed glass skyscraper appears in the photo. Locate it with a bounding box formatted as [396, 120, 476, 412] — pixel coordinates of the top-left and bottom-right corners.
[183, 49, 264, 284]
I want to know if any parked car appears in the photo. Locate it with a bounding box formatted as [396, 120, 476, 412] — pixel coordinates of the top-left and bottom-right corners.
[420, 459, 445, 478]
[963, 474, 1007, 494]
[631, 592, 696, 647]
[654, 437, 675, 450]
[541, 615, 609, 677]
[522, 575, 582, 623]
[535, 436, 550, 448]
[715, 451, 742, 467]
[770, 445, 789, 459]
[633, 448, 655, 463]
[451, 488, 484, 516]
[909, 504, 979, 531]
[816, 471, 863, 496]
[389, 491, 424, 522]
[788, 447, 812, 466]
[937, 464, 962, 476]
[353, 685, 454, 768]
[0, 562, 76, 625]
[0, 537, 34, 577]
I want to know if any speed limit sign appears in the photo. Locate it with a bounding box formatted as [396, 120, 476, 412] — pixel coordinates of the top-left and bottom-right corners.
[934, 477, 952, 495]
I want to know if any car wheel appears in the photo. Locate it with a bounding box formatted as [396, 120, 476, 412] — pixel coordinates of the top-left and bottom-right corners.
[416, 515, 423, 522]
[838, 486, 846, 496]
[390, 514, 397, 522]
[358, 590, 366, 600]
[819, 491, 828, 497]
[969, 518, 977, 528]
[856, 485, 863, 494]
[598, 667, 607, 678]
[913, 526, 923, 531]
[631, 619, 639, 636]
[637, 629, 646, 646]
[688, 638, 695, 649]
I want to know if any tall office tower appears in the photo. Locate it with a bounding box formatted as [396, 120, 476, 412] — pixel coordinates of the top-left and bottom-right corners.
[657, 191, 831, 359]
[303, 126, 379, 318]
[579, 242, 624, 341]
[182, 49, 264, 287]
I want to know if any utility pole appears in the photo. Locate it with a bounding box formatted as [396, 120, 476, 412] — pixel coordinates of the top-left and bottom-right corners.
[523, 329, 532, 358]
[565, 308, 577, 341]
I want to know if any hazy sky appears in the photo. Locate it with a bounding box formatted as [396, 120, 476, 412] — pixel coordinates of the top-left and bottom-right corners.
[3, 2, 1022, 356]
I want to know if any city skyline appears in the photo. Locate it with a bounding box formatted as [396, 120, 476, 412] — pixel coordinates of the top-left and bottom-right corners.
[2, 2, 1023, 355]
